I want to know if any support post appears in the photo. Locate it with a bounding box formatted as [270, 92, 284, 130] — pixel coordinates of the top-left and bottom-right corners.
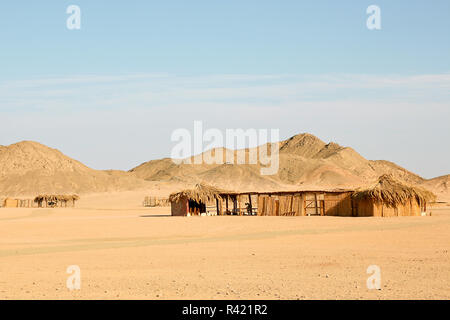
[225, 196, 229, 215]
[237, 195, 241, 216]
[314, 193, 318, 215]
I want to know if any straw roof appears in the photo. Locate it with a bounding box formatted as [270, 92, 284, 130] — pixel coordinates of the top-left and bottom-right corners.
[352, 174, 436, 207]
[169, 184, 226, 203]
[34, 194, 80, 202]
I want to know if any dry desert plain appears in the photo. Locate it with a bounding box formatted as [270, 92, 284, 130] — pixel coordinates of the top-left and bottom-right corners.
[0, 192, 449, 300]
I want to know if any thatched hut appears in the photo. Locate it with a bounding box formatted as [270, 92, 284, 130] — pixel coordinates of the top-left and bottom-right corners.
[169, 175, 435, 218]
[170, 185, 353, 217]
[352, 175, 435, 217]
[34, 194, 80, 208]
[169, 184, 225, 216]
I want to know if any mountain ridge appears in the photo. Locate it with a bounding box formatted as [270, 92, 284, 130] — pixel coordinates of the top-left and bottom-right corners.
[0, 134, 447, 201]
[0, 141, 150, 195]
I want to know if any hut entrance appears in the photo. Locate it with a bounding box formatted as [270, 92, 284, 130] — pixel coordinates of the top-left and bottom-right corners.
[305, 193, 325, 216]
[188, 199, 206, 216]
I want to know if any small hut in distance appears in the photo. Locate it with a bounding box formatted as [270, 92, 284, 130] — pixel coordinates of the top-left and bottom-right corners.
[1, 195, 80, 208]
[1, 198, 31, 208]
[34, 194, 80, 208]
[169, 184, 224, 216]
[352, 174, 435, 217]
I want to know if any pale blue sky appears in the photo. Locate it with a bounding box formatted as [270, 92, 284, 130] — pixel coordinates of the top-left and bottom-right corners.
[0, 1, 449, 178]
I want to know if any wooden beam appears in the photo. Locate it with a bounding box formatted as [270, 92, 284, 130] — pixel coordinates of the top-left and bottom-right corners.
[225, 197, 229, 215]
[314, 193, 318, 215]
[237, 195, 241, 216]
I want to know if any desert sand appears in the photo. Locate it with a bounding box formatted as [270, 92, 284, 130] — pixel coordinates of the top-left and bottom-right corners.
[0, 194, 448, 300]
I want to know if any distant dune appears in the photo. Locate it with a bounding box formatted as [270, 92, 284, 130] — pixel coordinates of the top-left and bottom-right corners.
[420, 175, 450, 202]
[0, 134, 448, 201]
[0, 141, 151, 196]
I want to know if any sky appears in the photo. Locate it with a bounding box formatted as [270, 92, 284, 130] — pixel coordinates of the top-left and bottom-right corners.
[0, 1, 449, 178]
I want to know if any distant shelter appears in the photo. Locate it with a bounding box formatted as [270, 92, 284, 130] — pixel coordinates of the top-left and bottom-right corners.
[1, 198, 34, 208]
[169, 184, 225, 216]
[33, 194, 80, 208]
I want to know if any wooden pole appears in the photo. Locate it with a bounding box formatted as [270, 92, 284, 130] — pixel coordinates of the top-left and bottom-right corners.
[216, 198, 220, 216]
[236, 195, 240, 216]
[225, 196, 229, 215]
[321, 200, 324, 216]
[314, 193, 318, 215]
[248, 194, 253, 215]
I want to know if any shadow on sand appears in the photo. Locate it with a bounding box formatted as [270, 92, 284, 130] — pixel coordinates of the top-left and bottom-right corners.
[139, 214, 172, 218]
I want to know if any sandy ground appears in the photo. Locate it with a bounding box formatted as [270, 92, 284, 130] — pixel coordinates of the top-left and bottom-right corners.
[0, 196, 449, 300]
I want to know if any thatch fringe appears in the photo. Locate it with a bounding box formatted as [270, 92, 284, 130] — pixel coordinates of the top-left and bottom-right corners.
[34, 194, 80, 203]
[352, 174, 435, 207]
[169, 184, 226, 203]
